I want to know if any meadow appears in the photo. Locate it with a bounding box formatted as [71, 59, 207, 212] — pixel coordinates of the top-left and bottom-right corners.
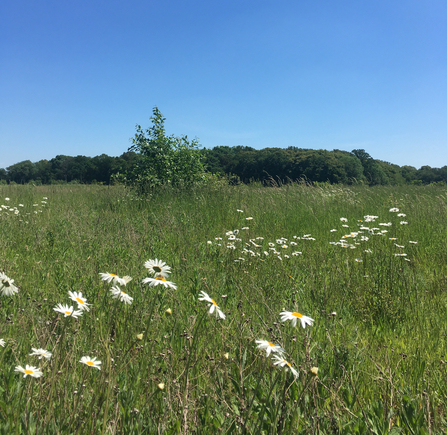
[1, 182, 447, 434]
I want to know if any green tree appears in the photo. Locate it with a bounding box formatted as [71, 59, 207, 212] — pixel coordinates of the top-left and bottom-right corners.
[127, 107, 206, 191]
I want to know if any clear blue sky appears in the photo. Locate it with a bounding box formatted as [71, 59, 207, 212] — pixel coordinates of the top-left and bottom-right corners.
[1, 0, 446, 170]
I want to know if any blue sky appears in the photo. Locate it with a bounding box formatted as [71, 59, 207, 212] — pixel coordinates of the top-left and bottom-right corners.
[1, 0, 446, 170]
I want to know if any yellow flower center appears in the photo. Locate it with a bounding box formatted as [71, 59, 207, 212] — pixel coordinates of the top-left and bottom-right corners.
[76, 298, 84, 305]
[121, 291, 126, 295]
[111, 273, 117, 277]
[211, 299, 217, 306]
[292, 312, 303, 318]
[86, 361, 94, 366]
[286, 361, 292, 368]
[155, 277, 166, 282]
[268, 342, 275, 347]
[24, 370, 33, 374]
[65, 311, 72, 315]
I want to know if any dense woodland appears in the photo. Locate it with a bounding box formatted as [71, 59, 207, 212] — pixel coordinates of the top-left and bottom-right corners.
[1, 147, 447, 186]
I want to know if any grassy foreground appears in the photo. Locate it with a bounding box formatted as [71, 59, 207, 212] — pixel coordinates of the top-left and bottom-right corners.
[1, 183, 447, 434]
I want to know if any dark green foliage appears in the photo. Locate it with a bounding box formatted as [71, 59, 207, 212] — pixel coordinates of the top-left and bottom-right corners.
[125, 106, 206, 191]
[2, 140, 447, 187]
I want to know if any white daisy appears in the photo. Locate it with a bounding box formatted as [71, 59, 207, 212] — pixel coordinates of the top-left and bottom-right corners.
[0, 272, 19, 296]
[15, 365, 43, 378]
[280, 311, 314, 328]
[0, 338, 5, 347]
[79, 356, 102, 370]
[143, 259, 171, 277]
[99, 272, 129, 286]
[68, 291, 91, 311]
[110, 286, 133, 304]
[141, 276, 177, 289]
[389, 208, 399, 212]
[29, 348, 52, 360]
[255, 340, 284, 357]
[53, 303, 83, 318]
[272, 355, 299, 378]
[198, 291, 226, 319]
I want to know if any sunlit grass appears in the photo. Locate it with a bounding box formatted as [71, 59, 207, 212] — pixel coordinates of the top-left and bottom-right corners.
[1, 183, 447, 433]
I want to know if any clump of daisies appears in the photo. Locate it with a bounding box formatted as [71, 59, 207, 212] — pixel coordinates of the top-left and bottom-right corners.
[254, 308, 314, 379]
[142, 259, 177, 289]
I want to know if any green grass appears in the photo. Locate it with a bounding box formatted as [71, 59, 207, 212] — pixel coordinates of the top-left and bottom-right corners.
[1, 183, 447, 434]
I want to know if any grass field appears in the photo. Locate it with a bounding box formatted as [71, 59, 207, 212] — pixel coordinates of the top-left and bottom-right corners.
[1, 183, 447, 434]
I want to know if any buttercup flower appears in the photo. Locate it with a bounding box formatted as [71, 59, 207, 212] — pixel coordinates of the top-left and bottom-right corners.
[144, 259, 171, 277]
[272, 355, 299, 378]
[142, 276, 177, 289]
[15, 365, 43, 378]
[198, 291, 226, 319]
[29, 348, 52, 360]
[255, 340, 284, 357]
[0, 272, 19, 296]
[53, 303, 83, 319]
[99, 273, 130, 286]
[110, 286, 133, 304]
[79, 356, 101, 370]
[280, 311, 314, 328]
[68, 291, 91, 311]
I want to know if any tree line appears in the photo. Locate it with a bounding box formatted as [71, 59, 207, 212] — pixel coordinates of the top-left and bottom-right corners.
[2, 147, 447, 186]
[3, 107, 446, 187]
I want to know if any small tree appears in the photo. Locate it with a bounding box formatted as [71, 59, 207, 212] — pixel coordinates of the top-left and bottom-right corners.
[127, 107, 206, 192]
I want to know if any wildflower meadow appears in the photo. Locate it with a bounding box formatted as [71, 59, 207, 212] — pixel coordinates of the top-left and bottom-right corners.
[1, 183, 447, 434]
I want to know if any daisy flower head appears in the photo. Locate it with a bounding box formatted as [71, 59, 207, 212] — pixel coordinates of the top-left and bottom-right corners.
[29, 348, 52, 360]
[0, 272, 19, 297]
[79, 356, 101, 370]
[0, 338, 5, 347]
[255, 340, 284, 357]
[99, 272, 129, 286]
[280, 311, 314, 329]
[110, 286, 133, 304]
[389, 207, 399, 212]
[15, 365, 43, 378]
[272, 355, 299, 378]
[53, 303, 83, 319]
[144, 259, 171, 277]
[68, 291, 91, 311]
[198, 291, 226, 319]
[142, 276, 177, 289]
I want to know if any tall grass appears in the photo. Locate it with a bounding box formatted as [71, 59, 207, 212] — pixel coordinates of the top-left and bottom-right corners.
[1, 183, 447, 434]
